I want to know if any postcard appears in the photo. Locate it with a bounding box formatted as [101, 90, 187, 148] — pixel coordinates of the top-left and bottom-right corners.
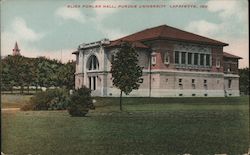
[1, 0, 249, 154]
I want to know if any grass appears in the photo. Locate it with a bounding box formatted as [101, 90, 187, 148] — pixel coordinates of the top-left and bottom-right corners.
[1, 94, 32, 108]
[1, 96, 249, 155]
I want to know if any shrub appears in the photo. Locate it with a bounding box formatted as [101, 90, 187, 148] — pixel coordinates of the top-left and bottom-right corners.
[20, 102, 36, 111]
[21, 88, 69, 111]
[67, 87, 95, 117]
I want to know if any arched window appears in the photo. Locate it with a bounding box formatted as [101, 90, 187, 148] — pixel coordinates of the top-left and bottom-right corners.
[87, 55, 99, 70]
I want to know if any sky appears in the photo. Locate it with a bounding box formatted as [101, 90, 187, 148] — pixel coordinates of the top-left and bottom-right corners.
[1, 0, 249, 68]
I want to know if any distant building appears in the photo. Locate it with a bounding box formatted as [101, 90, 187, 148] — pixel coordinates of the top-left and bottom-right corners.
[73, 25, 242, 97]
[13, 42, 21, 56]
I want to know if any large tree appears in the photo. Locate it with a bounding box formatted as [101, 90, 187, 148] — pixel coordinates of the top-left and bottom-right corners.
[57, 60, 75, 89]
[239, 68, 249, 95]
[111, 42, 143, 111]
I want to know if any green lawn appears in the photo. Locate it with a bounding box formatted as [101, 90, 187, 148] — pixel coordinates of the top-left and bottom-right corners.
[1, 94, 32, 108]
[2, 96, 249, 155]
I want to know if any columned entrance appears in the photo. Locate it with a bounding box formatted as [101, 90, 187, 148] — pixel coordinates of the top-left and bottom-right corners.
[86, 55, 99, 90]
[88, 76, 97, 90]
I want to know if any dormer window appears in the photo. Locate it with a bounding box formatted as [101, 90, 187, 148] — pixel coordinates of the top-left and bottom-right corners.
[164, 51, 170, 64]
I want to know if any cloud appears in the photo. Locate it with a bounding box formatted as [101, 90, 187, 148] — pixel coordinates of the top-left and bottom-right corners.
[55, 7, 86, 23]
[1, 17, 44, 57]
[185, 0, 248, 67]
[54, 4, 127, 40]
[206, 0, 247, 22]
[92, 0, 131, 21]
[186, 20, 220, 37]
[96, 25, 126, 40]
[11, 17, 44, 42]
[223, 38, 249, 68]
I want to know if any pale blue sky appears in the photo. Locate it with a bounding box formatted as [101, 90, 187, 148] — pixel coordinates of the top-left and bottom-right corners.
[1, 0, 249, 67]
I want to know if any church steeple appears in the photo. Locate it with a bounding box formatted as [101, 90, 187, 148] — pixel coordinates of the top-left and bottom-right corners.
[13, 41, 21, 56]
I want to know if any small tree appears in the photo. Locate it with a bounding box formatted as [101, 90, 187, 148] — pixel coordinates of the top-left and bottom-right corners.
[67, 87, 95, 117]
[111, 42, 143, 111]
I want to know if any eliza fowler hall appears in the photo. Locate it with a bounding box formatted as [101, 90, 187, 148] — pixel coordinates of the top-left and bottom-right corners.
[73, 25, 242, 97]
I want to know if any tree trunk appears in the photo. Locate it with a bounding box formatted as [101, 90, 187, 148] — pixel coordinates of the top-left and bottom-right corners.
[27, 85, 30, 94]
[119, 90, 122, 111]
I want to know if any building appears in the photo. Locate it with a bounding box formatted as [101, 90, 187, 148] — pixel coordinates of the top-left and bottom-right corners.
[73, 25, 242, 97]
[13, 42, 21, 56]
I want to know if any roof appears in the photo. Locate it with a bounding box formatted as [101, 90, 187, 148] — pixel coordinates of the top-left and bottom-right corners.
[108, 40, 149, 49]
[13, 41, 20, 51]
[223, 52, 242, 59]
[111, 25, 228, 46]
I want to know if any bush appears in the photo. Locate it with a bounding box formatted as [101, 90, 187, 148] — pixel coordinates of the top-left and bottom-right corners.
[21, 88, 69, 111]
[20, 102, 36, 111]
[67, 87, 95, 117]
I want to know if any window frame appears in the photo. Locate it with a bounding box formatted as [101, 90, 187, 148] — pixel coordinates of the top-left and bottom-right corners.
[164, 51, 170, 64]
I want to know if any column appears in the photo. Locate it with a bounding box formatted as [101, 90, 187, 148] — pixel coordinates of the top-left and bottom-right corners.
[179, 52, 181, 64]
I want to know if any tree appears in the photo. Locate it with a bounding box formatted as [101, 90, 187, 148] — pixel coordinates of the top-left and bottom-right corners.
[239, 68, 249, 95]
[111, 42, 143, 111]
[67, 87, 95, 117]
[57, 61, 75, 90]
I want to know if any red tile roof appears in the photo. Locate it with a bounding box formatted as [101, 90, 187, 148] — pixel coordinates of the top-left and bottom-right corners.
[110, 25, 228, 46]
[108, 40, 148, 49]
[223, 52, 242, 59]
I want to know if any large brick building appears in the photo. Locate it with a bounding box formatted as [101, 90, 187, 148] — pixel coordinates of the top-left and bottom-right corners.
[73, 25, 242, 97]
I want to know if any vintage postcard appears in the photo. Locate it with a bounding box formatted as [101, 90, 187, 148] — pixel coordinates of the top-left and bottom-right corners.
[1, 0, 249, 154]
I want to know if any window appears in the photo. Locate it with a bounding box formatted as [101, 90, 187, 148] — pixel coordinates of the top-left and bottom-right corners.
[204, 79, 207, 90]
[206, 54, 210, 66]
[216, 58, 220, 68]
[175, 51, 179, 64]
[181, 52, 186, 64]
[228, 79, 232, 89]
[179, 79, 182, 83]
[89, 76, 97, 90]
[192, 79, 195, 89]
[164, 52, 170, 64]
[88, 77, 91, 89]
[179, 78, 183, 89]
[200, 54, 204, 66]
[194, 53, 198, 65]
[188, 53, 192, 65]
[227, 64, 232, 72]
[151, 56, 156, 65]
[87, 55, 99, 70]
[93, 77, 96, 90]
[76, 54, 79, 65]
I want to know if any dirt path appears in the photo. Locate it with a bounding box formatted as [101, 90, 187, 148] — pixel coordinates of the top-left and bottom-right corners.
[1, 108, 20, 112]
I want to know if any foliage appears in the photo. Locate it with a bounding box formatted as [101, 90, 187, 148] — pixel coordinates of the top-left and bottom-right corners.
[21, 88, 69, 111]
[67, 87, 95, 117]
[239, 67, 249, 95]
[1, 55, 75, 92]
[110, 42, 143, 110]
[57, 61, 75, 89]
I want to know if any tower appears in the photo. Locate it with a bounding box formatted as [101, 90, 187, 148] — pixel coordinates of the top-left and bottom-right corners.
[13, 42, 21, 56]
